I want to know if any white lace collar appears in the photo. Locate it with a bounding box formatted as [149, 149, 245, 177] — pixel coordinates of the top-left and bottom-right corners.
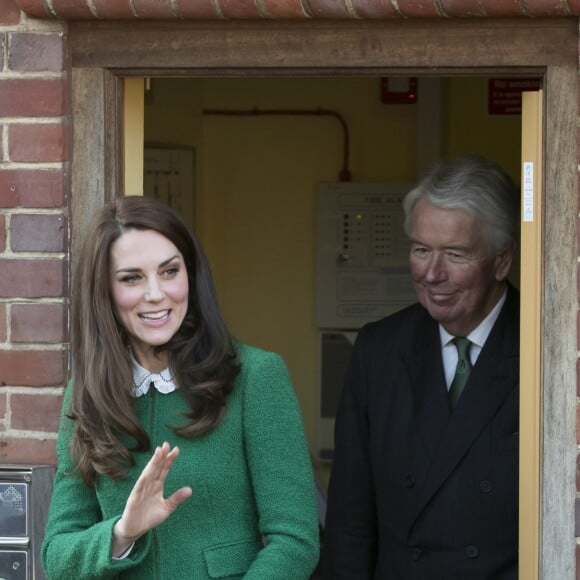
[131, 355, 177, 398]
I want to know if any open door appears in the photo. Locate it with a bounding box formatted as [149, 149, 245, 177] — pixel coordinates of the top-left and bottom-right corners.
[124, 77, 145, 196]
[519, 90, 543, 580]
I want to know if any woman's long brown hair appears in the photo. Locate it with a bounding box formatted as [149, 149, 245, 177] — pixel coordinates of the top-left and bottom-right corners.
[69, 196, 239, 486]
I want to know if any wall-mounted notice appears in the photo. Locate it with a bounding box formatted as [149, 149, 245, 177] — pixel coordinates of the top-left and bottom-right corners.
[488, 78, 541, 116]
[523, 161, 534, 222]
[143, 145, 195, 216]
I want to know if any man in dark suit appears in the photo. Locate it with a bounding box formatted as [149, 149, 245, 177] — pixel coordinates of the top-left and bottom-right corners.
[324, 155, 519, 579]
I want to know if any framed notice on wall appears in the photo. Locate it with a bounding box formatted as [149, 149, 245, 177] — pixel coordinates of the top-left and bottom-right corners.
[487, 77, 542, 115]
[143, 144, 195, 226]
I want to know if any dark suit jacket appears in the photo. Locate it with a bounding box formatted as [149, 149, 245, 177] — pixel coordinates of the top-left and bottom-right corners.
[324, 287, 519, 580]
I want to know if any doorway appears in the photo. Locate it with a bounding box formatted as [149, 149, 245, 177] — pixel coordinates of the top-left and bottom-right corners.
[138, 74, 522, 478]
[69, 18, 578, 578]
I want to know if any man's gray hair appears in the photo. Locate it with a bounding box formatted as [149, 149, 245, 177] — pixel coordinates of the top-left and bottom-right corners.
[403, 155, 520, 255]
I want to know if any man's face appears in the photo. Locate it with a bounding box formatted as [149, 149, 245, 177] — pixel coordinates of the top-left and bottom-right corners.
[409, 199, 513, 336]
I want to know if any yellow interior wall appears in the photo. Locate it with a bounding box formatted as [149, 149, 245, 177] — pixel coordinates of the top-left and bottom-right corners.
[444, 77, 521, 182]
[144, 76, 520, 485]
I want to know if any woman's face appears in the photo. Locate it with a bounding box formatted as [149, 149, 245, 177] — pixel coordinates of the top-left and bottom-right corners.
[110, 228, 189, 371]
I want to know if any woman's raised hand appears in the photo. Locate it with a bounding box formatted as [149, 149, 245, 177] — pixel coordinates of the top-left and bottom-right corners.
[112, 442, 192, 557]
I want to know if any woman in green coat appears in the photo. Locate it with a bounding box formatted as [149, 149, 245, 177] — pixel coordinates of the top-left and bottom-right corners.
[41, 196, 319, 579]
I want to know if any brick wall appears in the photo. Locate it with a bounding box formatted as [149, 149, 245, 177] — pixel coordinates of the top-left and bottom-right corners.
[0, 3, 69, 465]
[0, 2, 579, 575]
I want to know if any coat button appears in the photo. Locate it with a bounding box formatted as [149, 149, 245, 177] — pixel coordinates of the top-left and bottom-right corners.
[479, 480, 492, 493]
[465, 545, 479, 558]
[404, 474, 416, 488]
[410, 547, 423, 561]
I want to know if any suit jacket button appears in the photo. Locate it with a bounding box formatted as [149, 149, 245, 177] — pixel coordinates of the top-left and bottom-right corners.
[410, 547, 423, 561]
[465, 545, 479, 558]
[479, 480, 492, 493]
[404, 474, 416, 488]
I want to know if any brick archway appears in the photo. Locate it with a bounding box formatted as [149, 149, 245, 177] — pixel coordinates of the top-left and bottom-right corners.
[13, 0, 580, 19]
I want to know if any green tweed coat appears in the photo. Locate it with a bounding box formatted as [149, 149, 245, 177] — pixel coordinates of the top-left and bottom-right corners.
[41, 344, 319, 579]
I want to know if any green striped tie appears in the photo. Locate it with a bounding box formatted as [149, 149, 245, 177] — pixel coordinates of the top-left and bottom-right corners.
[449, 337, 472, 410]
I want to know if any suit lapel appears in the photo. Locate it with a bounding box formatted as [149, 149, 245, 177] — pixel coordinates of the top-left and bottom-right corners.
[405, 319, 451, 461]
[406, 289, 519, 531]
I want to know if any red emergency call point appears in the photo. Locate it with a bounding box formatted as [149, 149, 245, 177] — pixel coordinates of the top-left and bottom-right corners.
[380, 77, 418, 105]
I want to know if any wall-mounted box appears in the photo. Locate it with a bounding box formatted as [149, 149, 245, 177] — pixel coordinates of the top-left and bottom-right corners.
[0, 465, 55, 580]
[315, 182, 416, 330]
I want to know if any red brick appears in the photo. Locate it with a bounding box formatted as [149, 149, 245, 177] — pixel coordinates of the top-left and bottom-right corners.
[9, 0, 51, 18]
[351, 0, 398, 17]
[439, 0, 485, 16]
[0, 169, 66, 208]
[92, 0, 134, 18]
[0, 349, 65, 386]
[0, 437, 56, 464]
[391, 0, 441, 17]
[306, 0, 351, 17]
[480, 0, 523, 15]
[9, 123, 67, 163]
[51, 0, 94, 18]
[10, 213, 67, 252]
[218, 0, 261, 17]
[0, 79, 65, 116]
[175, 0, 219, 17]
[0, 213, 5, 252]
[0, 0, 22, 24]
[11, 303, 67, 343]
[8, 33, 65, 72]
[0, 258, 66, 298]
[0, 303, 6, 342]
[521, 0, 573, 16]
[261, 0, 309, 17]
[133, 0, 174, 17]
[0, 393, 5, 431]
[11, 393, 62, 431]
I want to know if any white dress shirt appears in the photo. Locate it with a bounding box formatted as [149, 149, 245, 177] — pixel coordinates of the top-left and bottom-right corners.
[439, 289, 507, 390]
